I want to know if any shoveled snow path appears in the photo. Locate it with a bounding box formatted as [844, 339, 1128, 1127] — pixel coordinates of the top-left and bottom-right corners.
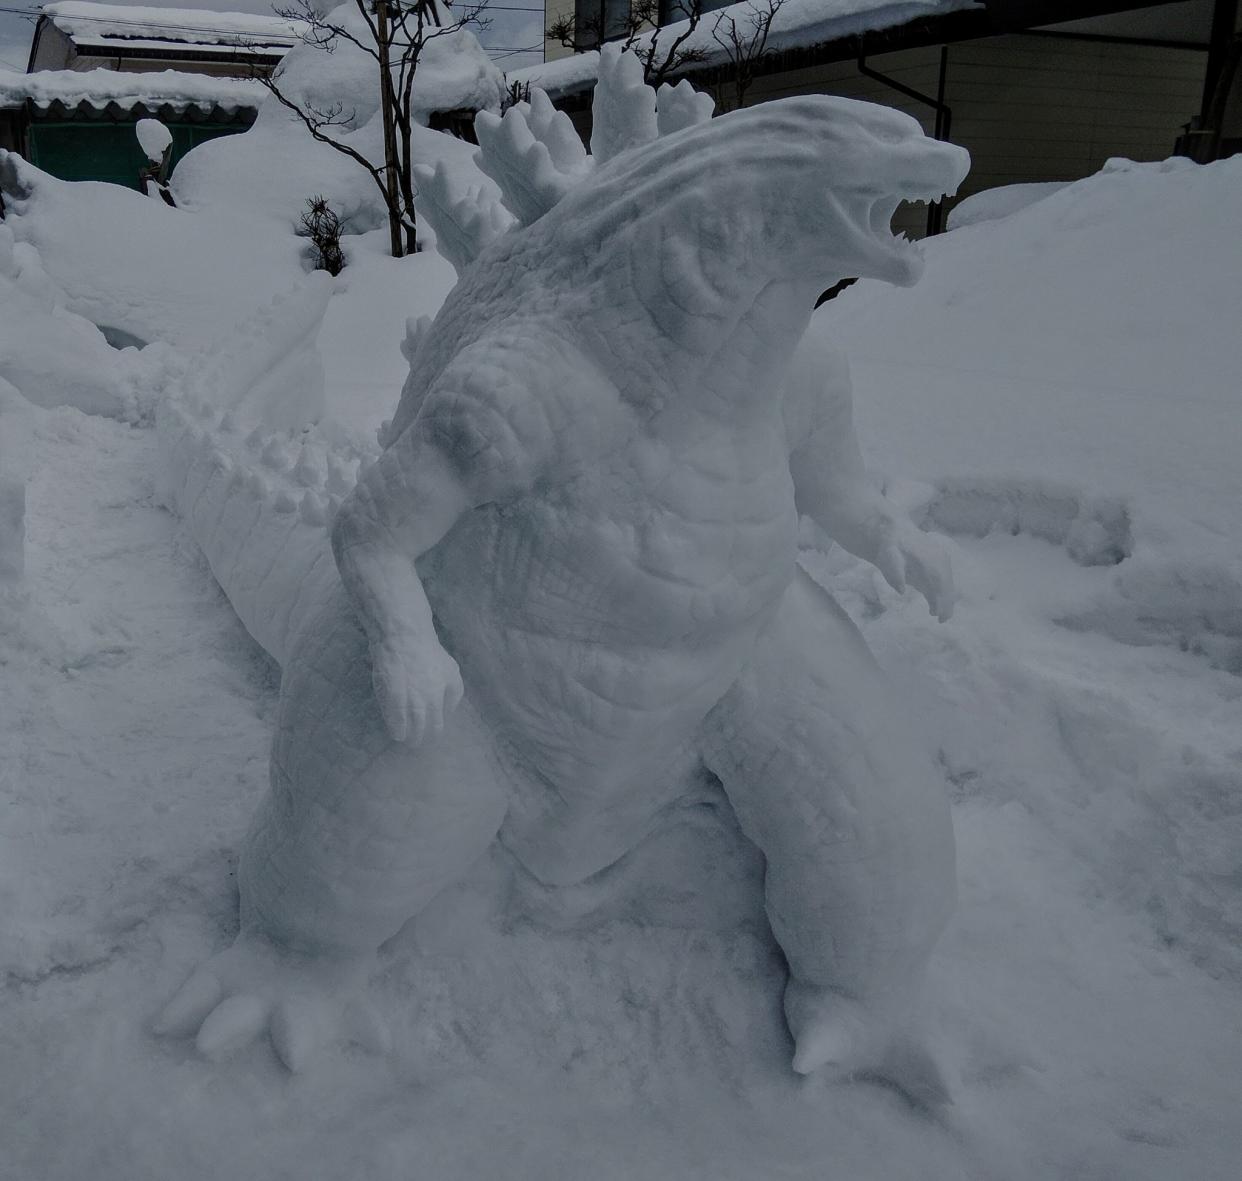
[3, 401, 1242, 1179]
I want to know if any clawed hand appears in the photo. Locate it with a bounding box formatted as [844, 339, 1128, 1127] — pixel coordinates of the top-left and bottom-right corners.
[873, 520, 957, 622]
[370, 632, 464, 743]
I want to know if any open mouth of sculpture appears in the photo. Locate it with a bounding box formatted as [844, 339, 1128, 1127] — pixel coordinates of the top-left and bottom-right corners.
[857, 160, 968, 281]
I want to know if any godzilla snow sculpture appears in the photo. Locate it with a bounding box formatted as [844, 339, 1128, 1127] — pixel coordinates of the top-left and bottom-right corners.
[156, 47, 970, 1091]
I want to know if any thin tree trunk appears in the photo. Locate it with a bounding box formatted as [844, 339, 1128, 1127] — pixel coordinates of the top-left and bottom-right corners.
[375, 0, 404, 258]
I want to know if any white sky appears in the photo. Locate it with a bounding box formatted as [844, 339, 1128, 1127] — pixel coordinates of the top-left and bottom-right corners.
[0, 1, 545, 73]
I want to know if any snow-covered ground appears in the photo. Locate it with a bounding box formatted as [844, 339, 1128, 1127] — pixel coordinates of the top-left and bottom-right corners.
[2, 130, 1240, 1179]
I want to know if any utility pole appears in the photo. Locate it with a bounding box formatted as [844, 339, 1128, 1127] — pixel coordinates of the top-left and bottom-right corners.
[375, 0, 404, 257]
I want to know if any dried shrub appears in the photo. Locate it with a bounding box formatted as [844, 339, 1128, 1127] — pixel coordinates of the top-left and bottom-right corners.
[299, 195, 345, 276]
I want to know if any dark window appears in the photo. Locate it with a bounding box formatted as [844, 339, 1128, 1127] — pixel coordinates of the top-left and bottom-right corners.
[574, 0, 633, 47]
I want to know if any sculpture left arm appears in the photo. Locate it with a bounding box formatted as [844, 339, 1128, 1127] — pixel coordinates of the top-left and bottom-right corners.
[785, 344, 956, 622]
[332, 346, 565, 742]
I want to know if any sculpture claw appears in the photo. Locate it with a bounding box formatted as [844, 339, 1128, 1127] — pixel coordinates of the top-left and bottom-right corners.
[786, 984, 952, 1108]
[876, 522, 956, 622]
[152, 969, 223, 1037]
[371, 634, 464, 744]
[196, 994, 270, 1060]
[155, 935, 375, 1071]
[271, 995, 335, 1072]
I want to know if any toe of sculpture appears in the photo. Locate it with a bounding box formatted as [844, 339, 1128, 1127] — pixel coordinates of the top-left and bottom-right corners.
[786, 985, 951, 1109]
[154, 934, 388, 1071]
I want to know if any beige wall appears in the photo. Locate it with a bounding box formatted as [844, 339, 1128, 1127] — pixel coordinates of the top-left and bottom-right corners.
[745, 34, 1207, 235]
[28, 24, 75, 71]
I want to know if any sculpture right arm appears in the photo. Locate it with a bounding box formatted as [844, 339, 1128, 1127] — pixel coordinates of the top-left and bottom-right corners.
[331, 425, 473, 743]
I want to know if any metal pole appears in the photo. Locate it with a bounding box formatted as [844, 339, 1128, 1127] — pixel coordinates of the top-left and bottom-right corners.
[1201, 0, 1240, 123]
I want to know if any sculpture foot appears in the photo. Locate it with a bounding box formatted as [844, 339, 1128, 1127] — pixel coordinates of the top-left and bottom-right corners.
[154, 933, 386, 1071]
[786, 984, 951, 1109]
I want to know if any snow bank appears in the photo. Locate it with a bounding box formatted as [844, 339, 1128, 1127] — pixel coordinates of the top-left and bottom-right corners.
[944, 179, 1069, 230]
[0, 65, 263, 113]
[1, 149, 305, 349]
[0, 217, 169, 417]
[820, 154, 1242, 551]
[806, 150, 1242, 992]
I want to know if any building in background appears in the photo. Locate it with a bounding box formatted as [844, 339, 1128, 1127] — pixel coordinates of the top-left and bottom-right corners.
[520, 0, 1242, 234]
[26, 2, 302, 77]
[2, 3, 302, 188]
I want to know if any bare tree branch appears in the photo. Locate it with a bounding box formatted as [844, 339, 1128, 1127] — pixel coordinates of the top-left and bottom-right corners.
[710, 0, 786, 109]
[253, 0, 493, 257]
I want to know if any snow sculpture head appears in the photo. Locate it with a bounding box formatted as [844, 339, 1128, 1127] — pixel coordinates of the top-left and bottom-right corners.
[402, 48, 968, 441]
[157, 46, 966, 1101]
[418, 47, 968, 291]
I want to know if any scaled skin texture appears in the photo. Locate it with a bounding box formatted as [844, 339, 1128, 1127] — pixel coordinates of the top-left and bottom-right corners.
[157, 48, 970, 1093]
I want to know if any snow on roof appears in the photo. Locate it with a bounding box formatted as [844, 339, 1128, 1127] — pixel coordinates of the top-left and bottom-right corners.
[41, 2, 306, 55]
[511, 0, 976, 96]
[0, 65, 265, 112]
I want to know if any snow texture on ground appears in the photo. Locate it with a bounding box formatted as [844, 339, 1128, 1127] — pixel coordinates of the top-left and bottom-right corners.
[1, 144, 1240, 1178]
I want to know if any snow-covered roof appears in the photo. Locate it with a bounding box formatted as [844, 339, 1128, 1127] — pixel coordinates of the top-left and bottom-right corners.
[0, 65, 265, 112]
[511, 0, 976, 96]
[41, 2, 306, 56]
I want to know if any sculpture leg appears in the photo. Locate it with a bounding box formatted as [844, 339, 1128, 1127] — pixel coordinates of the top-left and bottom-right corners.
[157, 584, 508, 1067]
[699, 567, 955, 1100]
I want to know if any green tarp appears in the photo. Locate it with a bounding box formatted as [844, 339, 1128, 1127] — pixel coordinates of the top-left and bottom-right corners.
[27, 119, 245, 188]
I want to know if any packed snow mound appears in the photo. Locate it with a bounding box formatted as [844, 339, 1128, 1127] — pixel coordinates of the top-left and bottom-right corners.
[171, 8, 504, 233]
[0, 148, 457, 432]
[0, 150, 304, 349]
[805, 151, 1242, 992]
[0, 220, 179, 418]
[823, 153, 1242, 549]
[135, 118, 173, 165]
[944, 179, 1069, 229]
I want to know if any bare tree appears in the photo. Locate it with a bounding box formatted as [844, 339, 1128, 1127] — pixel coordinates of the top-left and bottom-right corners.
[710, 0, 785, 110]
[260, 0, 491, 257]
[546, 0, 788, 104]
[547, 0, 707, 88]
